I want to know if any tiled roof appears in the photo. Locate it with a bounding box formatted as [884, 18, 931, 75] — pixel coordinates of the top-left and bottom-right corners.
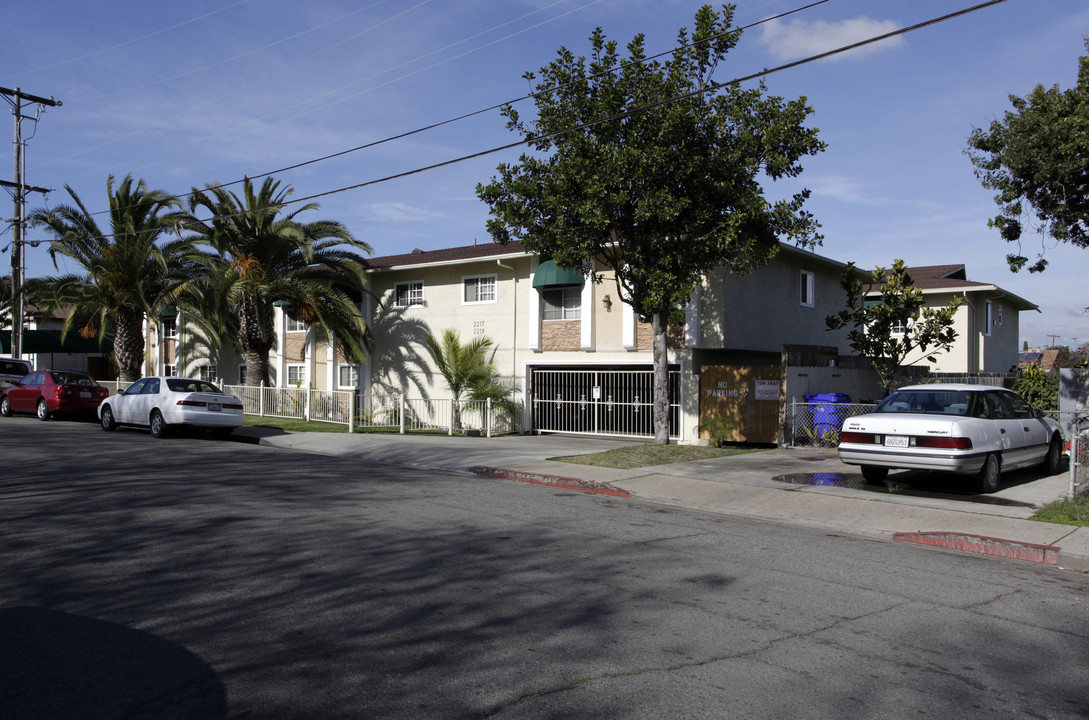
[366, 241, 527, 269]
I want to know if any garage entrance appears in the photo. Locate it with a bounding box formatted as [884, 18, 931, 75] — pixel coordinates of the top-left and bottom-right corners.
[530, 367, 680, 439]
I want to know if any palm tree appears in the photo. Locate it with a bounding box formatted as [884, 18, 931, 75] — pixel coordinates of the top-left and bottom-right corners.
[28, 174, 189, 381]
[425, 329, 514, 432]
[184, 177, 372, 387]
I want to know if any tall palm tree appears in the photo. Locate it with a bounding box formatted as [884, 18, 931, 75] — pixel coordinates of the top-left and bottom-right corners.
[425, 329, 513, 432]
[184, 177, 372, 387]
[28, 174, 189, 381]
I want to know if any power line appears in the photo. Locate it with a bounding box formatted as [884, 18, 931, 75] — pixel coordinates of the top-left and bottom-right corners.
[42, 0, 1008, 243]
[74, 0, 830, 220]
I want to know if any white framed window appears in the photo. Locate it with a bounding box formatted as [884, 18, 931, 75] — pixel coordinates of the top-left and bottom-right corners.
[161, 317, 178, 339]
[890, 320, 907, 335]
[542, 286, 581, 321]
[286, 316, 306, 332]
[198, 365, 217, 383]
[163, 364, 176, 377]
[463, 274, 497, 304]
[800, 270, 815, 307]
[394, 281, 425, 308]
[287, 364, 307, 387]
[984, 301, 993, 337]
[338, 364, 360, 388]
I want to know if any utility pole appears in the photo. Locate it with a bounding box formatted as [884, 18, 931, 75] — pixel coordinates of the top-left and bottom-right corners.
[2, 86, 61, 359]
[1047, 334, 1061, 348]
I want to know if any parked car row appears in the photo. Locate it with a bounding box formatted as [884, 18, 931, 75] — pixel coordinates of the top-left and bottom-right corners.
[0, 368, 245, 438]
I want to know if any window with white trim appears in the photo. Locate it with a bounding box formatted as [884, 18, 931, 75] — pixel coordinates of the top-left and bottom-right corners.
[542, 286, 581, 320]
[800, 270, 815, 307]
[163, 364, 176, 377]
[161, 317, 177, 338]
[198, 365, 217, 382]
[338, 365, 360, 388]
[394, 281, 424, 308]
[287, 364, 307, 387]
[286, 316, 306, 332]
[984, 301, 993, 337]
[463, 274, 497, 304]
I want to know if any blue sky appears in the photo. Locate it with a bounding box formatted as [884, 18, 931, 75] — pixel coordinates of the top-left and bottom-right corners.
[4, 0, 1087, 350]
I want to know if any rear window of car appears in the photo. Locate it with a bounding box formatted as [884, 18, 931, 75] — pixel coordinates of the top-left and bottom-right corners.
[874, 390, 973, 416]
[51, 372, 96, 386]
[166, 378, 224, 394]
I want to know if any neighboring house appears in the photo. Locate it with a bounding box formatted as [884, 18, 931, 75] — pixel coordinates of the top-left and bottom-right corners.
[1, 305, 113, 378]
[868, 264, 1037, 375]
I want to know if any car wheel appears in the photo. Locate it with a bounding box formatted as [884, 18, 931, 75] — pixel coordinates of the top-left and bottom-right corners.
[100, 405, 117, 431]
[149, 409, 168, 438]
[0, 396, 10, 417]
[860, 465, 888, 484]
[36, 399, 51, 421]
[976, 453, 1001, 493]
[1039, 435, 1063, 475]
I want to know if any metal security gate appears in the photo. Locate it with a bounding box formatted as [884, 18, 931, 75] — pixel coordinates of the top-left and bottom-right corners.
[530, 368, 680, 439]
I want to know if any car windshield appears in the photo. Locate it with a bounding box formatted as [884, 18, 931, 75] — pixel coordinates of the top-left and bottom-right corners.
[874, 390, 974, 416]
[166, 378, 224, 394]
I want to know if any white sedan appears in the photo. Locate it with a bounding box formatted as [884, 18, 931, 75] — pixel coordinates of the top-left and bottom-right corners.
[838, 384, 1064, 492]
[98, 376, 245, 438]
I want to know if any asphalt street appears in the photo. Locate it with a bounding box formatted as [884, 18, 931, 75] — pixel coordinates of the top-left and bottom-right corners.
[2, 418, 1088, 719]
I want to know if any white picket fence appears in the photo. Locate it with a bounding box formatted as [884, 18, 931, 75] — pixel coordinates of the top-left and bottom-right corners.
[222, 385, 522, 437]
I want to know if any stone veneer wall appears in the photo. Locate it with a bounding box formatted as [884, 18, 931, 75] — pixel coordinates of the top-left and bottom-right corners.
[541, 320, 582, 351]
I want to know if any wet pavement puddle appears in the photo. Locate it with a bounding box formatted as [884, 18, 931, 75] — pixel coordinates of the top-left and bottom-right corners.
[772, 473, 1035, 508]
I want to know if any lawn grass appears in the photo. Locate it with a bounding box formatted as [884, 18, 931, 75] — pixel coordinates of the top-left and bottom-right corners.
[1030, 495, 1089, 527]
[551, 443, 766, 470]
[243, 416, 449, 436]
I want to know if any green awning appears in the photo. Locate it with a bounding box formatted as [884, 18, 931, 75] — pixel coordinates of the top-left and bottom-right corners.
[532, 260, 584, 288]
[0, 329, 115, 354]
[157, 305, 177, 318]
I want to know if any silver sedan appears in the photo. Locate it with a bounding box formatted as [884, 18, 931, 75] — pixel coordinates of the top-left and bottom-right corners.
[98, 376, 245, 438]
[838, 384, 1064, 492]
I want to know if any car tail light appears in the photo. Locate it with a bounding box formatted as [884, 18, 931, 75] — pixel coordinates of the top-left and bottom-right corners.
[223, 402, 243, 410]
[176, 399, 207, 407]
[841, 431, 878, 444]
[914, 436, 973, 450]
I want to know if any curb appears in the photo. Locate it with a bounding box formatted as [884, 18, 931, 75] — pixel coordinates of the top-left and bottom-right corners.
[893, 531, 1060, 565]
[469, 466, 632, 498]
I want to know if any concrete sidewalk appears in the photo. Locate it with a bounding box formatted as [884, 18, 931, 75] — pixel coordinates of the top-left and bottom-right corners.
[234, 427, 1089, 572]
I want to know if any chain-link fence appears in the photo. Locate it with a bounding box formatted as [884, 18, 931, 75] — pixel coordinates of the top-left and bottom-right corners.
[786, 399, 876, 448]
[1070, 414, 1088, 497]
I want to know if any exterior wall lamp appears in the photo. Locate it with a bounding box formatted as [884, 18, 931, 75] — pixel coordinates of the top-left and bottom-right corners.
[602, 294, 612, 312]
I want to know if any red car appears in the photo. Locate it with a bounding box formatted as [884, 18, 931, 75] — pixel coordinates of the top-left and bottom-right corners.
[0, 370, 111, 421]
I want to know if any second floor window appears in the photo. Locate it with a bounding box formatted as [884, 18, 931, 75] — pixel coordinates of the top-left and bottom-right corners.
[161, 317, 178, 338]
[286, 316, 307, 332]
[395, 282, 424, 308]
[542, 286, 581, 321]
[463, 275, 497, 304]
[800, 270, 815, 307]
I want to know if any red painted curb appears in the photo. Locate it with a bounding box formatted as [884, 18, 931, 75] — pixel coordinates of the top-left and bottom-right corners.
[469, 466, 631, 498]
[893, 531, 1060, 565]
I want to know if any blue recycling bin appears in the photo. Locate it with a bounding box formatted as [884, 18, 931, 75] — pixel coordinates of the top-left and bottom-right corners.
[804, 393, 852, 437]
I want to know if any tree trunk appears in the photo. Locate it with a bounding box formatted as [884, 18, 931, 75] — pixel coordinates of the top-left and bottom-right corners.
[240, 297, 276, 387]
[113, 310, 146, 382]
[652, 310, 670, 445]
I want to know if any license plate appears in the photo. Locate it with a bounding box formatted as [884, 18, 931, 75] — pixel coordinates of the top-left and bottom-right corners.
[884, 435, 909, 447]
[207, 402, 222, 412]
[80, 391, 91, 398]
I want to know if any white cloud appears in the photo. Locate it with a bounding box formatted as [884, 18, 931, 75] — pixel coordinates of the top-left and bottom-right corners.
[760, 16, 904, 62]
[808, 175, 942, 210]
[365, 202, 447, 223]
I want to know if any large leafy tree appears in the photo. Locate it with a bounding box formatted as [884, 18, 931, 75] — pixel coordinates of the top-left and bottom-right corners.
[183, 177, 373, 387]
[966, 40, 1089, 274]
[28, 174, 190, 381]
[826, 260, 962, 395]
[477, 4, 825, 443]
